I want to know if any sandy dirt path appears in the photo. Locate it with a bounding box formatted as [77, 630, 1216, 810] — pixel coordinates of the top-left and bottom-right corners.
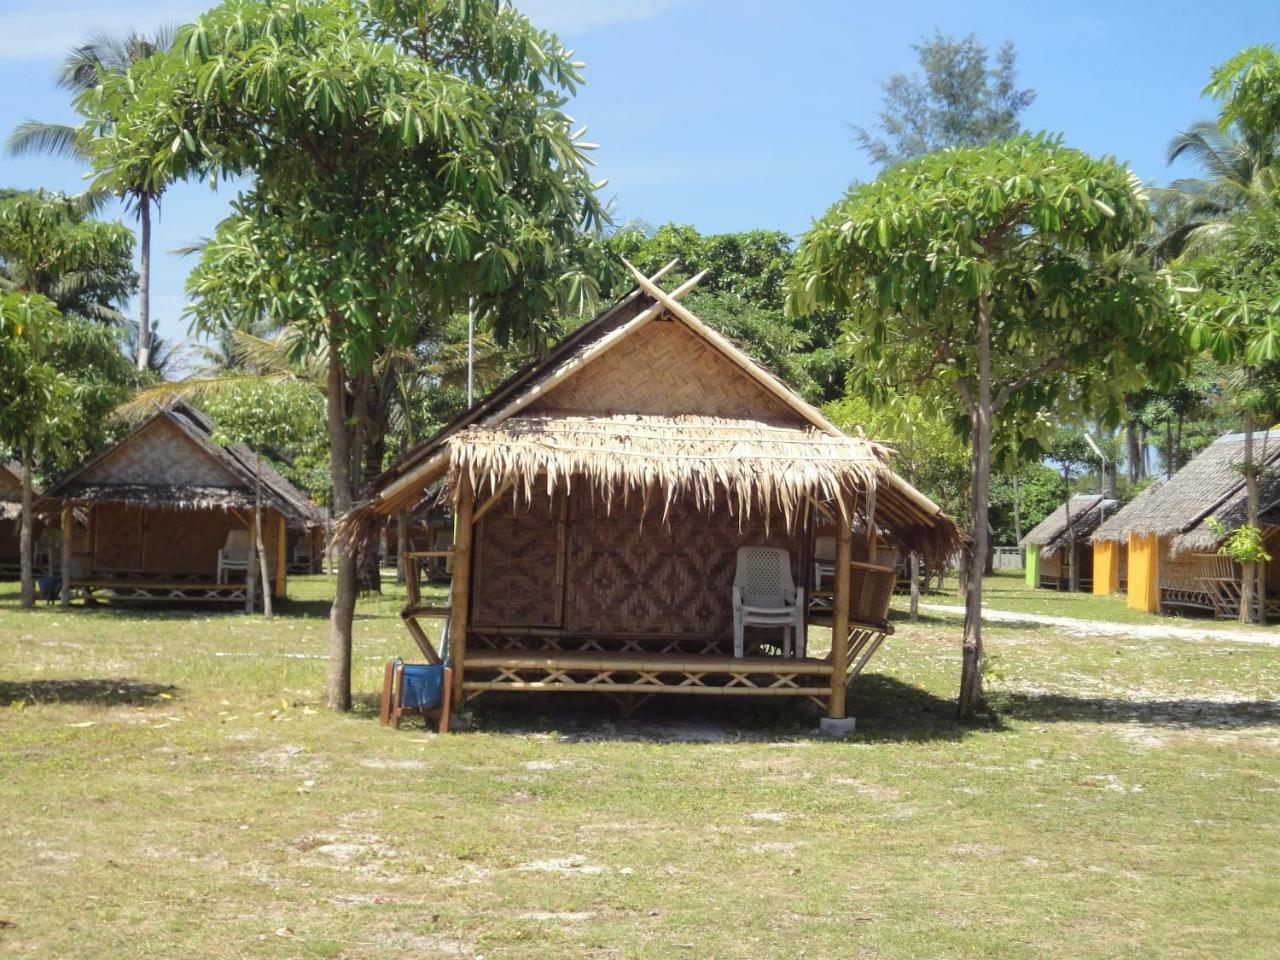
[920, 604, 1280, 647]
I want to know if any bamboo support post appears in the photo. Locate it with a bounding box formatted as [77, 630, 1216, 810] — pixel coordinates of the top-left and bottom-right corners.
[59, 503, 73, 608]
[449, 476, 475, 701]
[829, 511, 853, 719]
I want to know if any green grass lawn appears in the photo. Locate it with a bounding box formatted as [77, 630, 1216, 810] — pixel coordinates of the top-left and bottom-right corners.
[2, 575, 1279, 958]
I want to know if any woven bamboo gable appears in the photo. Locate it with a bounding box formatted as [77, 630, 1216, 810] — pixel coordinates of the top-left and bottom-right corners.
[42, 402, 325, 527]
[526, 317, 803, 423]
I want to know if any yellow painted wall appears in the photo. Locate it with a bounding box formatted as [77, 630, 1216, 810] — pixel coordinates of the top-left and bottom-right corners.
[1127, 533, 1161, 613]
[1093, 541, 1120, 595]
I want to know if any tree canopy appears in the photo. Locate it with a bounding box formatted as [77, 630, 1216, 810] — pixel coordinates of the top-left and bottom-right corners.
[790, 132, 1179, 716]
[852, 32, 1036, 170]
[80, 0, 614, 708]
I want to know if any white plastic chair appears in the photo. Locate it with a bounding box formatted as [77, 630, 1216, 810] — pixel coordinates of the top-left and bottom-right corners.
[732, 546, 806, 659]
[217, 529, 251, 583]
[292, 536, 313, 573]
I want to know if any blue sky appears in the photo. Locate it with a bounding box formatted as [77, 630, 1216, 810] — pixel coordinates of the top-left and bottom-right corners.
[1, 0, 1278, 355]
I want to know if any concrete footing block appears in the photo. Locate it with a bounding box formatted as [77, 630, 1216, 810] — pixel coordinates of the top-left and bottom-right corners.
[818, 716, 857, 738]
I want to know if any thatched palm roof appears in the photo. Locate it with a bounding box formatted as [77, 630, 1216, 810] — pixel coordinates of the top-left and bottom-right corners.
[1018, 494, 1114, 558]
[40, 401, 326, 528]
[1093, 430, 1280, 555]
[341, 263, 959, 562]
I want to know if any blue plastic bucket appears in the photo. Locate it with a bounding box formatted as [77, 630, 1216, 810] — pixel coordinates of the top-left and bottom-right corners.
[36, 575, 60, 601]
[400, 663, 444, 709]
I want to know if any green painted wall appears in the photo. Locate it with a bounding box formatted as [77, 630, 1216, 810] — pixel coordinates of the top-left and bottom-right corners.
[1025, 545, 1039, 587]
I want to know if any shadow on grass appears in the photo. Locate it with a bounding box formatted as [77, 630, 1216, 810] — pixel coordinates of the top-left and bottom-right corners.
[428, 674, 988, 744]
[993, 691, 1280, 728]
[0, 678, 177, 706]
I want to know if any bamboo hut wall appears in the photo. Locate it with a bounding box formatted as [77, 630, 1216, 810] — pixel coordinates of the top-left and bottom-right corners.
[526, 317, 804, 424]
[472, 488, 563, 628]
[469, 486, 806, 637]
[563, 494, 800, 636]
[1161, 546, 1210, 594]
[88, 503, 281, 577]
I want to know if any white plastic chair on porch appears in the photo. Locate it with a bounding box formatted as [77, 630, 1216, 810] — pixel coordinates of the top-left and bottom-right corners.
[217, 529, 251, 583]
[732, 546, 806, 659]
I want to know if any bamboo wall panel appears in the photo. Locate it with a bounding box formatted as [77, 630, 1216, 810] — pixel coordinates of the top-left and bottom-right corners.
[85, 417, 241, 487]
[94, 505, 144, 571]
[143, 507, 235, 575]
[562, 494, 798, 636]
[471, 488, 562, 627]
[526, 317, 804, 424]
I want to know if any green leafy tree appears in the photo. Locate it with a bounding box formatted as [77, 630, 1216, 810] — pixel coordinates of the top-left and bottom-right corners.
[1149, 121, 1278, 261]
[790, 133, 1177, 718]
[1184, 203, 1280, 623]
[0, 293, 66, 607]
[852, 32, 1035, 170]
[7, 29, 176, 367]
[0, 189, 135, 325]
[86, 0, 611, 709]
[1178, 44, 1280, 624]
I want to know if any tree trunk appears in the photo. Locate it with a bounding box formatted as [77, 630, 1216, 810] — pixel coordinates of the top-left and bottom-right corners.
[1011, 473, 1023, 543]
[136, 193, 152, 372]
[1164, 421, 1174, 480]
[908, 551, 920, 622]
[1175, 414, 1184, 472]
[1063, 466, 1078, 593]
[255, 453, 273, 620]
[959, 295, 992, 720]
[395, 509, 409, 585]
[18, 447, 34, 609]
[326, 336, 358, 711]
[1126, 422, 1139, 484]
[1241, 405, 1259, 625]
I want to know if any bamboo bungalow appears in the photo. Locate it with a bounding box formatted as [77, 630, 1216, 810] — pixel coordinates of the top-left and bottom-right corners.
[1019, 494, 1115, 591]
[1091, 429, 1280, 617]
[341, 263, 958, 723]
[39, 402, 326, 604]
[0, 461, 30, 579]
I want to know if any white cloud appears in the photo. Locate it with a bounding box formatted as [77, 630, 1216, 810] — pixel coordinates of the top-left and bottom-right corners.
[514, 0, 688, 33]
[0, 2, 207, 63]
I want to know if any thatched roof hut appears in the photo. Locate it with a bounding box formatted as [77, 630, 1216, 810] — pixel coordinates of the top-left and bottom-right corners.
[342, 262, 958, 723]
[1019, 495, 1115, 558]
[1091, 430, 1280, 617]
[1092, 430, 1280, 555]
[39, 401, 325, 604]
[1019, 494, 1115, 592]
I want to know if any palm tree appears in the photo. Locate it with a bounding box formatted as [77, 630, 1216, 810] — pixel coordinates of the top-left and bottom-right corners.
[1149, 120, 1279, 261]
[7, 27, 177, 372]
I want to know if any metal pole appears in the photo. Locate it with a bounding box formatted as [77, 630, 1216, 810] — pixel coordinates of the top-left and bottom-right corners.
[466, 298, 475, 407]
